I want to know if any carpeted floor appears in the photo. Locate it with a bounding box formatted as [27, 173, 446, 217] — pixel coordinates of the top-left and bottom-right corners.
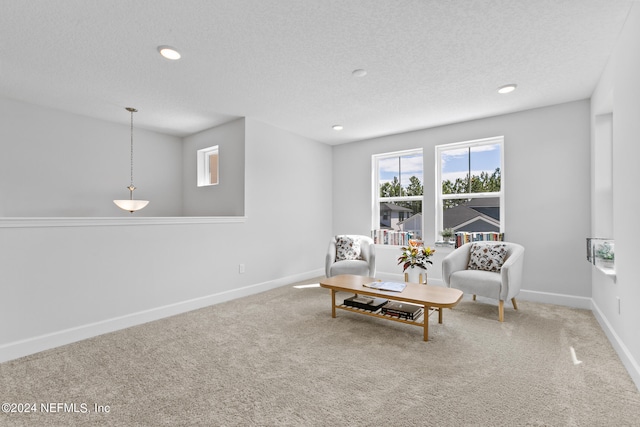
[1, 278, 639, 426]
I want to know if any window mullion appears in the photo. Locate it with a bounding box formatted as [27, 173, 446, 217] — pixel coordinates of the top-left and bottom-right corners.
[380, 196, 423, 202]
[441, 191, 500, 200]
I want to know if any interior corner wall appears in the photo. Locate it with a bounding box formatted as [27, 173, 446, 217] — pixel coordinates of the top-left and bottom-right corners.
[0, 114, 332, 362]
[332, 100, 592, 301]
[0, 98, 183, 217]
[590, 2, 640, 389]
[182, 118, 245, 216]
[243, 118, 333, 280]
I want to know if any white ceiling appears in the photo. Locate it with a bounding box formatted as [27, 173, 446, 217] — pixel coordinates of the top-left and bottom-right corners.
[0, 0, 634, 145]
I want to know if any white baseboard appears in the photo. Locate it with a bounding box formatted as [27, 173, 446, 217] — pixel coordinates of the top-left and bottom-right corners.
[377, 273, 592, 309]
[591, 300, 640, 391]
[0, 269, 324, 364]
[518, 289, 592, 309]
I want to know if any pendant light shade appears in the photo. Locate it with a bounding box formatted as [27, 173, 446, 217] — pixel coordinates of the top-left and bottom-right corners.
[113, 197, 149, 213]
[114, 107, 149, 213]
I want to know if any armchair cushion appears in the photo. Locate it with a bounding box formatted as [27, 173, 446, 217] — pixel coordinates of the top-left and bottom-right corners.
[449, 269, 502, 300]
[329, 259, 371, 276]
[326, 235, 376, 278]
[335, 235, 362, 261]
[468, 242, 507, 272]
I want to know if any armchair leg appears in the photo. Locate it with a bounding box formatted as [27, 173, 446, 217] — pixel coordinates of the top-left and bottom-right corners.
[499, 300, 504, 322]
[512, 298, 518, 310]
[472, 294, 476, 301]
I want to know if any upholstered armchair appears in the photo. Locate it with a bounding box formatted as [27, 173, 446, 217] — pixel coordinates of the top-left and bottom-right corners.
[325, 235, 376, 278]
[442, 241, 525, 322]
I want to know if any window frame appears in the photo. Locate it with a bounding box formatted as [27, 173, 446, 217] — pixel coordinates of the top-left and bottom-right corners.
[372, 148, 424, 242]
[435, 136, 504, 238]
[197, 145, 219, 187]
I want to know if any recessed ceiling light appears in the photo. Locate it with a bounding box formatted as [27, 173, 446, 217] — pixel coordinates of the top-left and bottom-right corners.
[332, 125, 343, 131]
[498, 84, 517, 94]
[352, 69, 367, 77]
[158, 45, 181, 60]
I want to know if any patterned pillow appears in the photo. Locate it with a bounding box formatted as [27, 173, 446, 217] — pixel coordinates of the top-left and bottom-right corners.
[468, 243, 507, 272]
[335, 236, 362, 261]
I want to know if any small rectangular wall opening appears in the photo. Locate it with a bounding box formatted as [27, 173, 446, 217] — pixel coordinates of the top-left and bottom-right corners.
[197, 145, 219, 187]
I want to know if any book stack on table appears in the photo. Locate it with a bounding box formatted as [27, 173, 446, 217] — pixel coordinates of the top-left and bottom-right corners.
[380, 301, 424, 320]
[343, 295, 389, 311]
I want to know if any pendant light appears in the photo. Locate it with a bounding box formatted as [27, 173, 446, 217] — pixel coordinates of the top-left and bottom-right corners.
[113, 107, 149, 213]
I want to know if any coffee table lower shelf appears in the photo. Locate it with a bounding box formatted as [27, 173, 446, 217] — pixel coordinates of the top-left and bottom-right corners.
[337, 303, 439, 326]
[331, 297, 441, 341]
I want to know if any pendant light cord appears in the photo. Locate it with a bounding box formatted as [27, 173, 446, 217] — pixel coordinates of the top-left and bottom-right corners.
[126, 107, 138, 193]
[130, 109, 134, 187]
[113, 107, 148, 212]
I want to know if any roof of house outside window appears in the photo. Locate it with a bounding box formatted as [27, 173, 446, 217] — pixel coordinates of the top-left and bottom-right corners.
[380, 202, 413, 213]
[443, 197, 500, 231]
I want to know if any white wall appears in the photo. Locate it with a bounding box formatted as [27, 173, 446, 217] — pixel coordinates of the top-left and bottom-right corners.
[182, 119, 245, 216]
[592, 113, 613, 237]
[590, 3, 640, 389]
[0, 117, 332, 362]
[332, 100, 592, 303]
[0, 98, 183, 217]
[243, 118, 333, 281]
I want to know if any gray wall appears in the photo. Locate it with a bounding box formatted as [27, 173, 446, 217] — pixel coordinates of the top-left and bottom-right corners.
[244, 118, 333, 279]
[590, 3, 640, 389]
[332, 100, 592, 301]
[182, 118, 245, 216]
[0, 98, 183, 217]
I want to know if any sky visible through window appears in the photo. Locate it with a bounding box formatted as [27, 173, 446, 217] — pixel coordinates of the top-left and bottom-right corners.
[378, 153, 423, 187]
[378, 145, 500, 188]
[441, 143, 501, 183]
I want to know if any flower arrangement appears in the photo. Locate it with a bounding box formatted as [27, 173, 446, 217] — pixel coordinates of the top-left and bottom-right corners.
[398, 239, 435, 272]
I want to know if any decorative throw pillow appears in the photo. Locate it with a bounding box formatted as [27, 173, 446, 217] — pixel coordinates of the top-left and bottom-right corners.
[467, 243, 507, 272]
[335, 236, 362, 261]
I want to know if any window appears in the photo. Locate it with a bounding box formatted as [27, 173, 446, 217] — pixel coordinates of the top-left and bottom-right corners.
[197, 145, 219, 187]
[436, 137, 503, 239]
[372, 149, 423, 244]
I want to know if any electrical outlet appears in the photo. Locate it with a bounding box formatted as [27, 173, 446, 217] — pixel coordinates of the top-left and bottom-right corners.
[616, 296, 621, 314]
[239, 264, 245, 274]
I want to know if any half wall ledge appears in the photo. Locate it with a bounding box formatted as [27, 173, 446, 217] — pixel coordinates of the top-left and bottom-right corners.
[0, 217, 248, 228]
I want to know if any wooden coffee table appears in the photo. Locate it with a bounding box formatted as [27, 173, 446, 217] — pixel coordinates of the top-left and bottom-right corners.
[319, 274, 463, 341]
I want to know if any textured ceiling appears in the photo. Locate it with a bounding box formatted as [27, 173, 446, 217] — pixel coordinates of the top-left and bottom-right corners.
[0, 0, 634, 144]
